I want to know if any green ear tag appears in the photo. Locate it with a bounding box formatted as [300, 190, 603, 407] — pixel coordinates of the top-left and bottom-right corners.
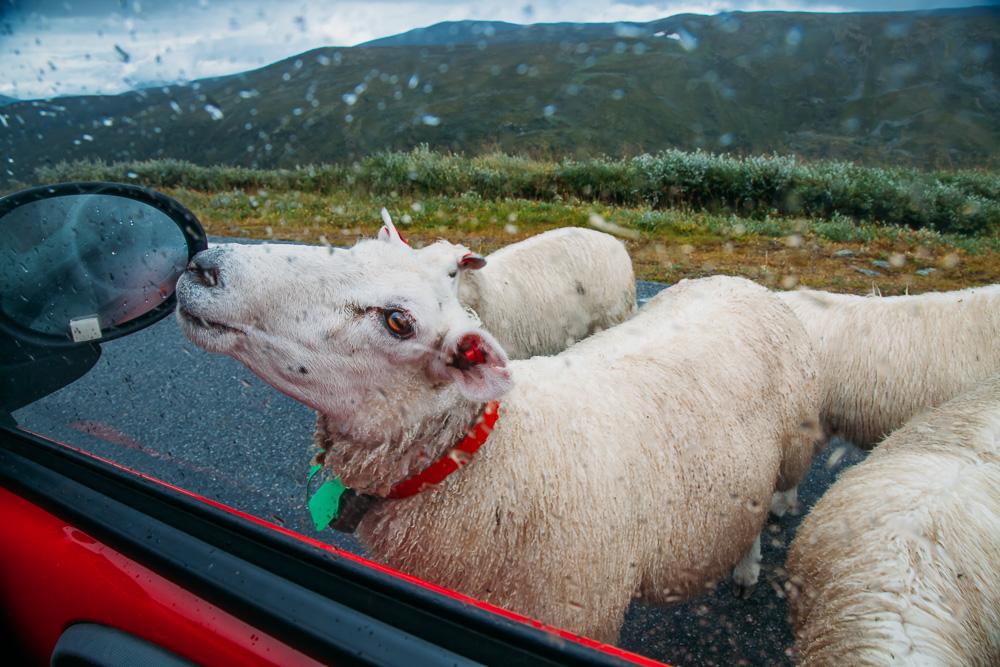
[307, 464, 347, 532]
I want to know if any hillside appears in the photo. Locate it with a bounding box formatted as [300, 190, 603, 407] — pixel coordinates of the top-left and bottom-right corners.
[2, 6, 998, 186]
[360, 19, 633, 47]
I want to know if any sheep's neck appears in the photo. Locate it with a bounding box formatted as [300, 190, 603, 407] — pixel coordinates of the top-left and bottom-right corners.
[313, 397, 485, 497]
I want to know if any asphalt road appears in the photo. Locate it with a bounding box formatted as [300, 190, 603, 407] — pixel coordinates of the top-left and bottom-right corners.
[13, 280, 867, 666]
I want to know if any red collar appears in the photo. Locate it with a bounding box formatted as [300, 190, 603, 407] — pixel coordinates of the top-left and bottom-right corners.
[387, 401, 500, 499]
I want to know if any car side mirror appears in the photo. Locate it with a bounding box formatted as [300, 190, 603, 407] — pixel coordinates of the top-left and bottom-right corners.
[0, 182, 207, 414]
[0, 182, 207, 346]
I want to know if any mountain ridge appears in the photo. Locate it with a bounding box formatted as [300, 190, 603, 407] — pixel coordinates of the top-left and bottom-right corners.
[359, 6, 999, 49]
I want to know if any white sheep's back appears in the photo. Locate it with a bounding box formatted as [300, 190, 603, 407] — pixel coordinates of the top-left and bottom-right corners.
[360, 275, 819, 633]
[788, 374, 1000, 666]
[778, 285, 1000, 447]
[460, 227, 636, 359]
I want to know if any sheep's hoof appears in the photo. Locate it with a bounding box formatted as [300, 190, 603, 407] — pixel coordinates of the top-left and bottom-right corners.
[733, 582, 756, 600]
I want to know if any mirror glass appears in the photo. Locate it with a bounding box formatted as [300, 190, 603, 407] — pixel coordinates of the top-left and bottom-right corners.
[0, 193, 189, 341]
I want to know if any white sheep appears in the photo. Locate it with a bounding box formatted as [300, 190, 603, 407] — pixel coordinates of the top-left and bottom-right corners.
[378, 211, 637, 359]
[176, 232, 820, 643]
[787, 373, 1000, 666]
[777, 285, 1000, 449]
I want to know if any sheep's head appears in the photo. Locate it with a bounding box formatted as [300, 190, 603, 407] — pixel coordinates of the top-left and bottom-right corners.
[175, 224, 509, 427]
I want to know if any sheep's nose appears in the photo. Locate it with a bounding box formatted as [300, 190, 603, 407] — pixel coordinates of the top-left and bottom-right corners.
[187, 248, 225, 288]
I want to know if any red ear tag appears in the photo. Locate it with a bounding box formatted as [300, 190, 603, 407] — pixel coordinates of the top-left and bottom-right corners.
[462, 339, 487, 366]
[459, 252, 486, 269]
[380, 226, 410, 247]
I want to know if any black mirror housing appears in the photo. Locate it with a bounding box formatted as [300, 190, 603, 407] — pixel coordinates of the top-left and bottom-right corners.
[0, 182, 206, 415]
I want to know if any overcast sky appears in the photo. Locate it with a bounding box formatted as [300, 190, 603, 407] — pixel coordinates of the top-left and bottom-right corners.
[0, 0, 991, 99]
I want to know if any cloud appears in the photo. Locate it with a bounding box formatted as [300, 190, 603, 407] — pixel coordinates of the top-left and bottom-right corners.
[0, 0, 988, 98]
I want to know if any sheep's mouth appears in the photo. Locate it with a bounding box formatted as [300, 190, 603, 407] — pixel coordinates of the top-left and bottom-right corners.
[177, 306, 245, 336]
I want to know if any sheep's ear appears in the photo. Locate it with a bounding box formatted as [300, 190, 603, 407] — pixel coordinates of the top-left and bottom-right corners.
[447, 251, 486, 279]
[378, 208, 409, 246]
[458, 252, 486, 271]
[432, 328, 512, 401]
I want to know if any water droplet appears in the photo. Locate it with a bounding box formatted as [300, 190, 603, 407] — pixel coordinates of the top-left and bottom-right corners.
[826, 445, 847, 469]
[676, 28, 698, 51]
[447, 449, 472, 466]
[940, 253, 960, 269]
[588, 213, 640, 240]
[204, 103, 224, 120]
[780, 274, 798, 289]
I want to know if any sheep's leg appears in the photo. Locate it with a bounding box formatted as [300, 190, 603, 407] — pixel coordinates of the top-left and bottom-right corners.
[732, 534, 761, 599]
[769, 486, 799, 518]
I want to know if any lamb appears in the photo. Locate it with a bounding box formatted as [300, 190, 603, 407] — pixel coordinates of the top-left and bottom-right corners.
[176, 230, 821, 643]
[777, 285, 1000, 449]
[379, 212, 637, 359]
[786, 374, 1000, 666]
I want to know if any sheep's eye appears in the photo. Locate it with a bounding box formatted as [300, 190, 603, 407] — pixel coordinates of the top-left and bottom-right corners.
[383, 309, 415, 339]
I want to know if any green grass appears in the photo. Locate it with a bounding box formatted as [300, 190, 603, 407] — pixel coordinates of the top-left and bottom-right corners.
[24, 145, 1000, 295]
[36, 147, 1000, 236]
[159, 181, 998, 254]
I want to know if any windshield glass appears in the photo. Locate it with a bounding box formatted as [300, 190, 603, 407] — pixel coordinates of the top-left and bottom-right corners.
[2, 2, 997, 665]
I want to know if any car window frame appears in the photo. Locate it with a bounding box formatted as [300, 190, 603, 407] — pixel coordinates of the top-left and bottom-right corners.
[0, 422, 661, 666]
